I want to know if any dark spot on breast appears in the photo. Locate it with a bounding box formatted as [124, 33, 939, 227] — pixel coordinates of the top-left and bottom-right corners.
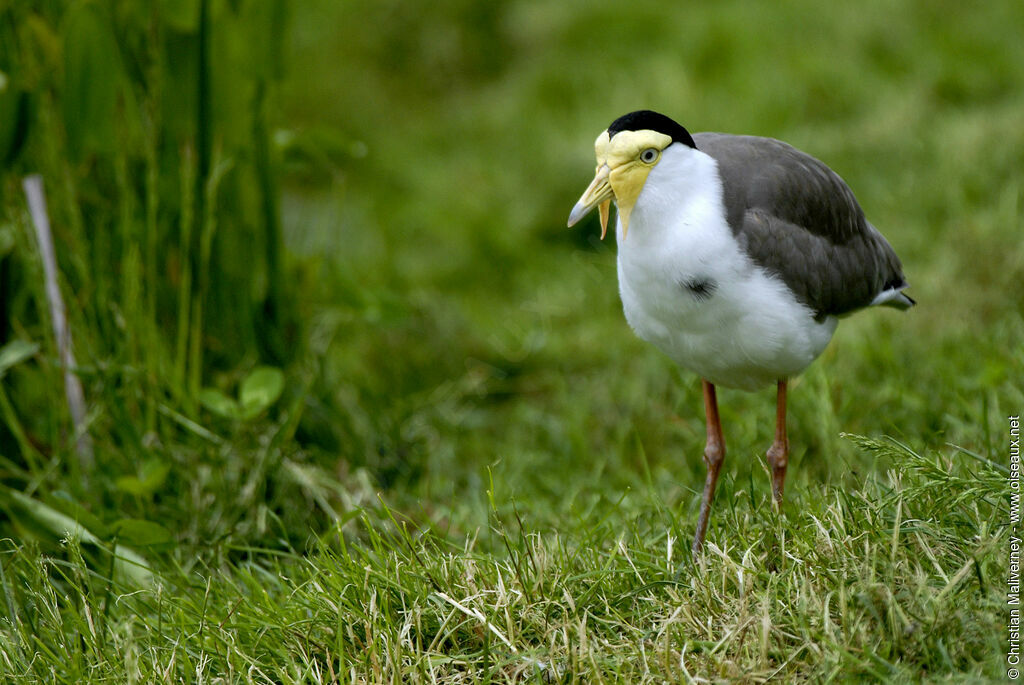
[680, 275, 717, 301]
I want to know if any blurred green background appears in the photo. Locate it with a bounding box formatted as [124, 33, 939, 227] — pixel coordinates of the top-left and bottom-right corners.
[1, 0, 1022, 679]
[1, 0, 1022, 540]
[0, 0, 1021, 541]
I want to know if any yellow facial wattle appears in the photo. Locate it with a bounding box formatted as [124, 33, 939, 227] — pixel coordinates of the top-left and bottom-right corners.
[567, 128, 671, 240]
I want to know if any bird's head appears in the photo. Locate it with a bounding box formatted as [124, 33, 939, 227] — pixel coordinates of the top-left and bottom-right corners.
[567, 110, 696, 240]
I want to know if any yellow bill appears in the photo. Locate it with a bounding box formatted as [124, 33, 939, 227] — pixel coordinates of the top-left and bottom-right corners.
[567, 128, 671, 241]
[567, 164, 613, 239]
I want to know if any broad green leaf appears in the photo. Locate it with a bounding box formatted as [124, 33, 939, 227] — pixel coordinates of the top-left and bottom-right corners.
[110, 518, 176, 551]
[115, 477, 149, 495]
[239, 366, 284, 419]
[0, 340, 39, 378]
[50, 490, 111, 540]
[0, 486, 153, 586]
[139, 457, 171, 485]
[115, 458, 171, 496]
[61, 2, 120, 160]
[199, 387, 240, 419]
[1, 486, 101, 545]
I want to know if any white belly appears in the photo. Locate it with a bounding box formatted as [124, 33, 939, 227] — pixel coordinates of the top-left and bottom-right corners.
[619, 254, 837, 390]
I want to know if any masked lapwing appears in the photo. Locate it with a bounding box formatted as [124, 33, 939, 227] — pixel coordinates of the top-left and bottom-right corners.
[567, 110, 914, 556]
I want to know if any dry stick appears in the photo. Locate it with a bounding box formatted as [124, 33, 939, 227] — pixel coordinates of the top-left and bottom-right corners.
[23, 174, 94, 469]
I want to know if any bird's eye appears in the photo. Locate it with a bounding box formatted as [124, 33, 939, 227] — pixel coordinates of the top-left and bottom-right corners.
[640, 148, 659, 163]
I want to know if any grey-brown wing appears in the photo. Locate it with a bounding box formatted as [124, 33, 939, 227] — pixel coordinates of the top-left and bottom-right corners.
[694, 132, 908, 317]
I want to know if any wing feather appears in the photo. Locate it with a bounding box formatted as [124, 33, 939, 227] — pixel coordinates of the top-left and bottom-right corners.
[694, 132, 910, 317]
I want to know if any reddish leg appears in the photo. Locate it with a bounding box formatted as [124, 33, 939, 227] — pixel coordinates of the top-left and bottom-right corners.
[693, 379, 725, 557]
[766, 379, 790, 507]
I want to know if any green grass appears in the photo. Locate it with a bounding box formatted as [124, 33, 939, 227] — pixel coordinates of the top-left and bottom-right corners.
[1, 0, 1022, 681]
[0, 439, 1008, 681]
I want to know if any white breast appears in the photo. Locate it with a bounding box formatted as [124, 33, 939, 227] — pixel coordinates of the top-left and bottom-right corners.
[615, 146, 837, 390]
